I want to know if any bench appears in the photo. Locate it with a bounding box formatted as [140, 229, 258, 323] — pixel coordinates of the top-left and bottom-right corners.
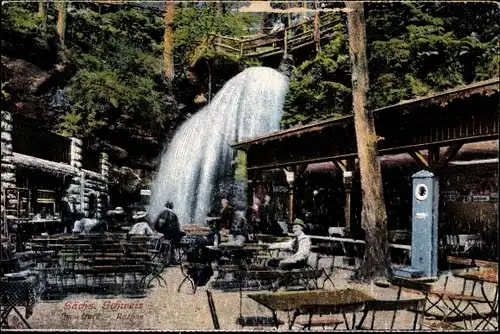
[29, 236, 163, 293]
[236, 315, 285, 328]
[295, 314, 344, 329]
[447, 256, 498, 270]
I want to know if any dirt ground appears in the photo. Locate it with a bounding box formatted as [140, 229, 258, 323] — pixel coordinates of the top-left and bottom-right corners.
[6, 257, 498, 331]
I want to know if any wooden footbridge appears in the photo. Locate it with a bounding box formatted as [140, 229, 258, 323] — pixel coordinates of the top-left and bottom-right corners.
[190, 12, 342, 66]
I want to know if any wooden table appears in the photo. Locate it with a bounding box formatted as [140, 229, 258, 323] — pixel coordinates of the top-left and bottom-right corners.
[209, 243, 273, 271]
[248, 288, 375, 329]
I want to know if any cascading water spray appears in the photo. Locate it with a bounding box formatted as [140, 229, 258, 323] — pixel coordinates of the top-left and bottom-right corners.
[148, 67, 289, 227]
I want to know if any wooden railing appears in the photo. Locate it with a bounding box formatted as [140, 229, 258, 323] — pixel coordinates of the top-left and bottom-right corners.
[204, 12, 342, 61]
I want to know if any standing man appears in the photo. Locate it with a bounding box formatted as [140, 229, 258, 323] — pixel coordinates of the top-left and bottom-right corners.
[155, 202, 181, 239]
[219, 198, 235, 233]
[267, 218, 312, 270]
[155, 202, 185, 263]
[260, 194, 278, 234]
[60, 196, 76, 234]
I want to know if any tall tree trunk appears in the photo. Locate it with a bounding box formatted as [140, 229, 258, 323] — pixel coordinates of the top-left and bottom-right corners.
[215, 0, 222, 14]
[163, 1, 175, 83]
[56, 0, 67, 62]
[345, 1, 392, 282]
[38, 1, 47, 36]
[38, 1, 46, 16]
[314, 0, 320, 53]
[286, 1, 292, 27]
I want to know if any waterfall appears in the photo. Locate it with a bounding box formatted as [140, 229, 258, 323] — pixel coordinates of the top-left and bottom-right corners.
[148, 67, 289, 227]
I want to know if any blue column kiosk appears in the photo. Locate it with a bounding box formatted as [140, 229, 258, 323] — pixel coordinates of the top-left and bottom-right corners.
[394, 170, 439, 278]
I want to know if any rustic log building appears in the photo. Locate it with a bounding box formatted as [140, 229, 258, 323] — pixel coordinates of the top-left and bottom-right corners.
[1, 110, 110, 234]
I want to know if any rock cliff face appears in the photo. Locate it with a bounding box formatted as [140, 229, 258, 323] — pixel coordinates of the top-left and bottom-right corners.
[2, 55, 158, 183]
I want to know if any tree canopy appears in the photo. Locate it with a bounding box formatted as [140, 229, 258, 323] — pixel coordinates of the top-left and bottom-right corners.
[1, 1, 259, 171]
[281, 1, 499, 128]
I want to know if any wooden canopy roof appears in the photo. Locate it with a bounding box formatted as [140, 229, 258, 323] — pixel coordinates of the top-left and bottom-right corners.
[232, 78, 499, 171]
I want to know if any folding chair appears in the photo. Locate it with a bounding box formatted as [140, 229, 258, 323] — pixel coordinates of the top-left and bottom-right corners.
[355, 298, 426, 330]
[391, 276, 488, 329]
[307, 251, 335, 289]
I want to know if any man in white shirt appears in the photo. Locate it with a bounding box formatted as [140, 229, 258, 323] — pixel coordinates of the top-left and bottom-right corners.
[267, 218, 312, 270]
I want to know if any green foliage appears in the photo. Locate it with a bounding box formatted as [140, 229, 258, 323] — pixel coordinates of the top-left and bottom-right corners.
[234, 150, 247, 181]
[1, 2, 56, 66]
[367, 2, 499, 109]
[56, 110, 83, 137]
[283, 2, 499, 128]
[1, 82, 10, 100]
[1, 2, 261, 168]
[282, 24, 351, 128]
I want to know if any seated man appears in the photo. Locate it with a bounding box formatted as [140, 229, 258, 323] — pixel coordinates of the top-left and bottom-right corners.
[129, 211, 155, 235]
[267, 218, 311, 270]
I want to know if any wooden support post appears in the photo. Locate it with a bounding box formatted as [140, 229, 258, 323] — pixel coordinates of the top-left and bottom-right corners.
[314, 0, 320, 53]
[335, 159, 355, 232]
[343, 171, 353, 231]
[432, 144, 463, 173]
[282, 164, 308, 224]
[428, 147, 440, 170]
[286, 1, 292, 28]
[246, 170, 260, 222]
[408, 150, 430, 170]
[288, 185, 294, 224]
[284, 29, 289, 57]
[283, 167, 296, 224]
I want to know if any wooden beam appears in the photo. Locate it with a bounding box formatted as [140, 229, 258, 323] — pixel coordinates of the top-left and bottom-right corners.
[428, 147, 440, 169]
[432, 143, 463, 172]
[408, 150, 429, 170]
[334, 160, 347, 173]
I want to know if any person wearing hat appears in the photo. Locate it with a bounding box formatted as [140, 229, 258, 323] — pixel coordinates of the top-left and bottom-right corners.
[267, 218, 312, 270]
[106, 206, 126, 232]
[129, 211, 155, 236]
